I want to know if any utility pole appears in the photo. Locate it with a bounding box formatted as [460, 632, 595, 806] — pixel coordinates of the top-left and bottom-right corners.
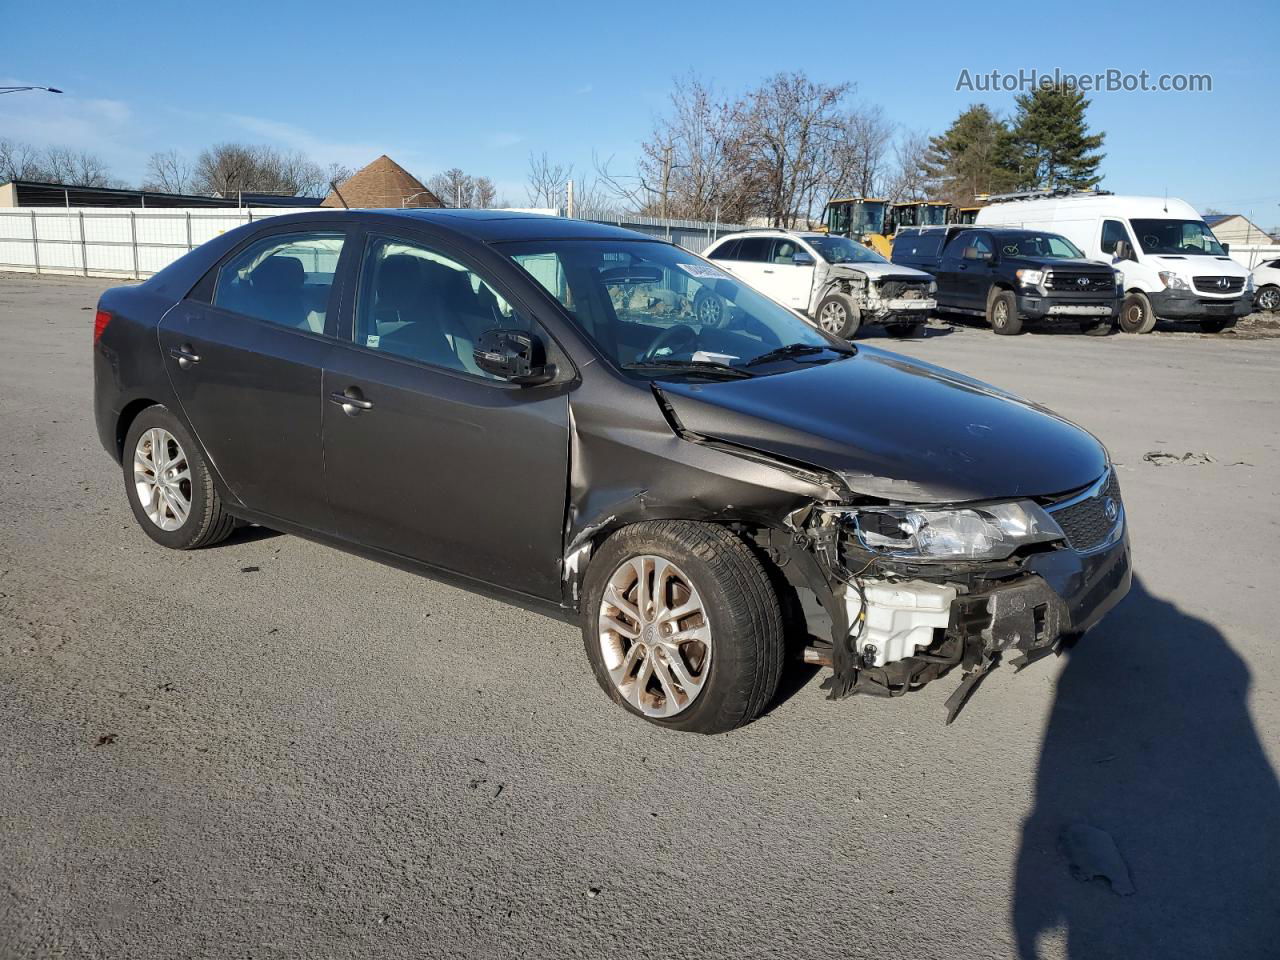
[661, 144, 673, 238]
[566, 179, 575, 219]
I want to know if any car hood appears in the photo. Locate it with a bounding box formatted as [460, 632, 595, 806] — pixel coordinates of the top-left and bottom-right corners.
[1005, 257, 1114, 273]
[656, 346, 1106, 503]
[827, 262, 933, 281]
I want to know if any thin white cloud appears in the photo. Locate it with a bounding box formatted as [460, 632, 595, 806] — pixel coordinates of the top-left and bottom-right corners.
[576, 83, 593, 95]
[486, 131, 524, 148]
[226, 113, 401, 169]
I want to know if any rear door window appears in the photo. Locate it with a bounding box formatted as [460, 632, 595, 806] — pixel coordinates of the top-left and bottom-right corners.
[734, 237, 773, 262]
[213, 232, 346, 333]
[707, 239, 740, 261]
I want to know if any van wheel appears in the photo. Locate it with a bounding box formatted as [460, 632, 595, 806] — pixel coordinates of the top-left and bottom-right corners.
[1255, 285, 1279, 312]
[1118, 292, 1157, 334]
[581, 520, 784, 734]
[123, 405, 236, 550]
[988, 290, 1022, 335]
[815, 293, 861, 339]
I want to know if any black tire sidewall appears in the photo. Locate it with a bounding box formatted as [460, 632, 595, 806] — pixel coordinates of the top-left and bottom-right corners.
[580, 521, 783, 734]
[1119, 292, 1155, 333]
[122, 405, 217, 550]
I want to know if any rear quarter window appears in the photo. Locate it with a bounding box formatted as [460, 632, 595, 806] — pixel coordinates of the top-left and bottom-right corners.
[893, 232, 943, 259]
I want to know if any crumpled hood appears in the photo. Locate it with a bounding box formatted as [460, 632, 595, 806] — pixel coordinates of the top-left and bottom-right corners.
[828, 261, 933, 282]
[657, 346, 1106, 503]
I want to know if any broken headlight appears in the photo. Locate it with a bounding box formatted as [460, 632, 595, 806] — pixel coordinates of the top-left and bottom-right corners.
[850, 501, 1063, 561]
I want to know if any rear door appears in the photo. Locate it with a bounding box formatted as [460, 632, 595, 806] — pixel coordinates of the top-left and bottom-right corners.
[320, 228, 571, 600]
[719, 236, 775, 296]
[950, 230, 996, 311]
[158, 225, 354, 529]
[935, 230, 973, 306]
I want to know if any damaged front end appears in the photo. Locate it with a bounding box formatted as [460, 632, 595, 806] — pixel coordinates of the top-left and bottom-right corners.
[819, 265, 937, 324]
[779, 469, 1131, 723]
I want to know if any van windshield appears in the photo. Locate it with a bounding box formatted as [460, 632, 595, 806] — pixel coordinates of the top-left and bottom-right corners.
[1130, 219, 1226, 256]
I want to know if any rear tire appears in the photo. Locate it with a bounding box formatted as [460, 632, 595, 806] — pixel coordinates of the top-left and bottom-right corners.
[814, 293, 861, 339]
[1256, 285, 1280, 312]
[987, 289, 1022, 335]
[123, 405, 236, 550]
[1118, 292, 1157, 334]
[581, 520, 784, 734]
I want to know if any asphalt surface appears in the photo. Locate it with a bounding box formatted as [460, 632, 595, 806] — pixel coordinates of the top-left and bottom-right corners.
[3, 273, 1279, 960]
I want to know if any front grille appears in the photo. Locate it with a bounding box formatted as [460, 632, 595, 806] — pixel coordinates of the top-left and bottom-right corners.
[1193, 276, 1245, 295]
[878, 279, 929, 300]
[1045, 271, 1115, 293]
[1048, 471, 1123, 553]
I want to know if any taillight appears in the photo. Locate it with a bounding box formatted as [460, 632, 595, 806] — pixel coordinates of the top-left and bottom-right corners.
[93, 309, 112, 344]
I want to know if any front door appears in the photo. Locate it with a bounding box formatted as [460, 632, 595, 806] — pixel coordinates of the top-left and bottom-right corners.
[321, 231, 571, 600]
[157, 227, 352, 529]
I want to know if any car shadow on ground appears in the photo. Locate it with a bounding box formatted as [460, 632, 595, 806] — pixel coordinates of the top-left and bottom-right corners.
[856, 323, 955, 341]
[217, 523, 282, 547]
[1013, 576, 1280, 957]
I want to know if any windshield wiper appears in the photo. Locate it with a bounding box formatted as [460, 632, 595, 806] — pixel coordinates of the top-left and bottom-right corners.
[745, 343, 851, 368]
[623, 359, 756, 379]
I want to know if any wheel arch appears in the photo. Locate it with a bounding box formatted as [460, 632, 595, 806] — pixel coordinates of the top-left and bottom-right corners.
[115, 397, 164, 462]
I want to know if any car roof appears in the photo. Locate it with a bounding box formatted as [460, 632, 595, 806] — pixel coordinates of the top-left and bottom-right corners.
[710, 229, 827, 243]
[234, 208, 656, 245]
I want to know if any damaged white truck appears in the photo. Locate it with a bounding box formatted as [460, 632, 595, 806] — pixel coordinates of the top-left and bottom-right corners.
[702, 228, 938, 339]
[95, 210, 1131, 735]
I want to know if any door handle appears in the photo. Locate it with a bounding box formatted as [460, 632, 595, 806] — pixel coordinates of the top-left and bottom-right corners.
[169, 344, 200, 368]
[329, 388, 374, 416]
[762, 268, 775, 274]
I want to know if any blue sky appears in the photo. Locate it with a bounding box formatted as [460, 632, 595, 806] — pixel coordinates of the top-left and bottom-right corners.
[3, 0, 1277, 225]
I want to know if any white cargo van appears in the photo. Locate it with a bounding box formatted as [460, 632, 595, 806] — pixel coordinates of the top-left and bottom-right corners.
[977, 194, 1253, 333]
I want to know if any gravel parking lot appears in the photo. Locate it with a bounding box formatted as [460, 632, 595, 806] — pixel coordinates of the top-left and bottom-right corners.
[3, 272, 1279, 960]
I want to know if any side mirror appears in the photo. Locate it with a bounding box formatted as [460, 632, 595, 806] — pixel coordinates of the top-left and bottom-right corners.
[963, 246, 992, 262]
[1221, 242, 1230, 254]
[474, 329, 556, 385]
[792, 251, 815, 266]
[1114, 240, 1135, 262]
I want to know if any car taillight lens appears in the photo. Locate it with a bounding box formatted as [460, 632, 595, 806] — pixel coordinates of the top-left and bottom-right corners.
[93, 309, 111, 343]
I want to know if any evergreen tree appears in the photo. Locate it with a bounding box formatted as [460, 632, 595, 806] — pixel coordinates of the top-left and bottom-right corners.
[920, 105, 1018, 207]
[1009, 85, 1105, 190]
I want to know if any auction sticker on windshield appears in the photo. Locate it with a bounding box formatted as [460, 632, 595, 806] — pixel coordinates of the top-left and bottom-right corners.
[677, 262, 732, 280]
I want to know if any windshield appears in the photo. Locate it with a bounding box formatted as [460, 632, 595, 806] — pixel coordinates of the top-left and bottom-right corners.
[806, 235, 888, 265]
[1130, 219, 1226, 256]
[920, 205, 949, 227]
[854, 201, 886, 235]
[502, 239, 847, 377]
[996, 233, 1085, 260]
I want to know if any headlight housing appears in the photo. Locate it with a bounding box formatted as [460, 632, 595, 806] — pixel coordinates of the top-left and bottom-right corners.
[1113, 269, 1125, 287]
[1016, 268, 1044, 287]
[927, 280, 937, 295]
[850, 501, 1064, 561]
[1159, 271, 1190, 290]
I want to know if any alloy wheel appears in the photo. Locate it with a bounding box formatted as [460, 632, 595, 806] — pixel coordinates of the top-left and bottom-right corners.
[133, 427, 192, 531]
[598, 555, 712, 718]
[818, 301, 846, 334]
[993, 300, 1009, 329]
[1258, 288, 1280, 312]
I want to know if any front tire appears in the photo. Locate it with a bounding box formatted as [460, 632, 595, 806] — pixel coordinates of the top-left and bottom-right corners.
[1256, 285, 1280, 312]
[1118, 292, 1157, 334]
[123, 405, 236, 550]
[692, 288, 727, 328]
[581, 520, 784, 734]
[988, 289, 1023, 335]
[815, 293, 861, 339]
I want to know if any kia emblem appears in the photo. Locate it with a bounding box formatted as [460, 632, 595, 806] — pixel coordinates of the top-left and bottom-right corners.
[1103, 497, 1118, 522]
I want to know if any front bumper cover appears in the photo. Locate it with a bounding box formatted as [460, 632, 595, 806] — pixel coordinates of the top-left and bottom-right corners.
[1148, 288, 1252, 320]
[1016, 292, 1120, 322]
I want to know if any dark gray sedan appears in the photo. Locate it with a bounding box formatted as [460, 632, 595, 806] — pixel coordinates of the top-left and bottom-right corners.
[93, 210, 1131, 732]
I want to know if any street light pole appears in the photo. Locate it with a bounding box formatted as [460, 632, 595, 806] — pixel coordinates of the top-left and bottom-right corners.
[0, 86, 63, 95]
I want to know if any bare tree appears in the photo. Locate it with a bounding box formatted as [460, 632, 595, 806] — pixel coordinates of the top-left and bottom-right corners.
[326, 162, 354, 186]
[829, 104, 895, 202]
[36, 146, 116, 188]
[192, 143, 326, 198]
[472, 176, 497, 209]
[526, 152, 572, 209]
[142, 150, 193, 194]
[0, 138, 46, 182]
[735, 72, 852, 226]
[881, 129, 932, 202]
[427, 168, 476, 208]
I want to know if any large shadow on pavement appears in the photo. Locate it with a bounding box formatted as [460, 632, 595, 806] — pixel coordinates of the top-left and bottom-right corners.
[1013, 577, 1280, 957]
